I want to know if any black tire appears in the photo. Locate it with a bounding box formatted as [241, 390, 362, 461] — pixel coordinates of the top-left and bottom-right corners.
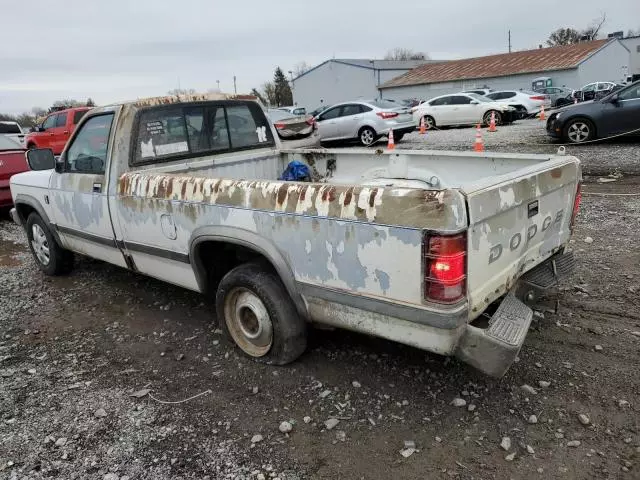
[216, 262, 307, 365]
[358, 126, 377, 146]
[27, 143, 37, 150]
[25, 213, 74, 275]
[423, 115, 436, 129]
[394, 132, 404, 142]
[483, 110, 503, 126]
[563, 118, 595, 144]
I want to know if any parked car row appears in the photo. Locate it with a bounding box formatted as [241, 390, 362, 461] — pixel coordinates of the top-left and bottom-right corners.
[546, 80, 640, 143]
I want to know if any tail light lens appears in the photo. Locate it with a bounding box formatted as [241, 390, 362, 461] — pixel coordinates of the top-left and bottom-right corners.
[423, 233, 467, 304]
[570, 182, 582, 231]
[376, 111, 399, 119]
[529, 95, 546, 101]
[274, 123, 286, 130]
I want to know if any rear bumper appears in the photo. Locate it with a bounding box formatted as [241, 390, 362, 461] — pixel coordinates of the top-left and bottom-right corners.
[455, 250, 575, 377]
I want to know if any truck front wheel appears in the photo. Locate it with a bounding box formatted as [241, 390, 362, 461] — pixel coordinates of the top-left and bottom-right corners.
[216, 262, 307, 365]
[26, 213, 74, 275]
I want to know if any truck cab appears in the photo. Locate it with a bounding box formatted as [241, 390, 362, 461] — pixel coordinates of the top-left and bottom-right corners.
[25, 107, 91, 154]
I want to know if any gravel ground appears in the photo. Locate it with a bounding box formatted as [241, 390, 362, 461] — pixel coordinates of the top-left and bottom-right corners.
[1, 164, 640, 479]
[392, 119, 640, 176]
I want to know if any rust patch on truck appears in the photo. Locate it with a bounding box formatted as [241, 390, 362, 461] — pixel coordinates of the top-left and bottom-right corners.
[117, 172, 468, 230]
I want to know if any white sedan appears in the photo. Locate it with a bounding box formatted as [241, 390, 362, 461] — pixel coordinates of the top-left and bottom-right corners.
[411, 93, 517, 128]
[485, 90, 552, 116]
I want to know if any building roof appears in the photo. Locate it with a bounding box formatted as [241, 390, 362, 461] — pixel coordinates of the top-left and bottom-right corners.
[292, 58, 438, 82]
[380, 39, 612, 89]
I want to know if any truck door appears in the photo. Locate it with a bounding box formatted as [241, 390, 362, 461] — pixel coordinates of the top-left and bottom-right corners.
[49, 110, 128, 268]
[51, 112, 69, 154]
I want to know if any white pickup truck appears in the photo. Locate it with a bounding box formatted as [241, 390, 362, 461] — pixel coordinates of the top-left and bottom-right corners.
[10, 93, 581, 377]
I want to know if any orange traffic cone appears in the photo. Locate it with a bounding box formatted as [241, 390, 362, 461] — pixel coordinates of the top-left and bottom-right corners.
[419, 116, 427, 135]
[474, 124, 484, 152]
[487, 111, 497, 132]
[387, 129, 395, 150]
[539, 105, 546, 121]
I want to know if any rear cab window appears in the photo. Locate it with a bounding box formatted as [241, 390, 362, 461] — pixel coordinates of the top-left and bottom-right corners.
[132, 101, 274, 165]
[0, 123, 21, 134]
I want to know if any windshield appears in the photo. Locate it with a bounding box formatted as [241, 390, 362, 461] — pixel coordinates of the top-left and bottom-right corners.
[467, 93, 492, 103]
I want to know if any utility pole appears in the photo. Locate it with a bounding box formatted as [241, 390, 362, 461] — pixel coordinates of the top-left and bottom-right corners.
[216, 79, 220, 91]
[508, 30, 512, 53]
[233, 76, 237, 94]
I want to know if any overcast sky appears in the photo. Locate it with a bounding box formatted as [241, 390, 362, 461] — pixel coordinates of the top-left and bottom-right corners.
[1, 0, 638, 114]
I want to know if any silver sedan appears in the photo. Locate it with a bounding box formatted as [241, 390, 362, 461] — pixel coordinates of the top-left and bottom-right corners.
[314, 100, 415, 146]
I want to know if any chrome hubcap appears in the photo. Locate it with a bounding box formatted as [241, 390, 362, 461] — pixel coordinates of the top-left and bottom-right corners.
[224, 288, 273, 357]
[361, 130, 374, 145]
[424, 117, 434, 128]
[568, 122, 590, 142]
[31, 224, 50, 266]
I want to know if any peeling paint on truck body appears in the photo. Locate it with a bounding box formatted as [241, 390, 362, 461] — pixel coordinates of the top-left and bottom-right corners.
[11, 93, 581, 377]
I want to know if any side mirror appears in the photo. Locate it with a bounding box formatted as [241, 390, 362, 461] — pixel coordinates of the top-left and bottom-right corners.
[609, 94, 620, 104]
[26, 148, 56, 171]
[35, 126, 45, 132]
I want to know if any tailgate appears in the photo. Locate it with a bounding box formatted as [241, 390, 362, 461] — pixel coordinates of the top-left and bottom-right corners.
[464, 159, 580, 318]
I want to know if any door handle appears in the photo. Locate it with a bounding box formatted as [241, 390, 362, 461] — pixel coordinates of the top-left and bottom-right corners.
[49, 133, 54, 136]
[92, 183, 102, 193]
[63, 130, 69, 134]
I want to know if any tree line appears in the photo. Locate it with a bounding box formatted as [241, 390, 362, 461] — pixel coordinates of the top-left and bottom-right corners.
[0, 98, 95, 128]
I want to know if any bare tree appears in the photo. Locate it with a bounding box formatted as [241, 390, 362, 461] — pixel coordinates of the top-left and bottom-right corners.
[384, 48, 429, 61]
[293, 62, 310, 78]
[546, 13, 607, 46]
[581, 12, 607, 41]
[626, 28, 640, 37]
[261, 82, 277, 106]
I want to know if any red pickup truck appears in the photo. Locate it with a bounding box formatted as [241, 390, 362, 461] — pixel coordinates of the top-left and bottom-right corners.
[0, 136, 28, 208]
[24, 107, 91, 154]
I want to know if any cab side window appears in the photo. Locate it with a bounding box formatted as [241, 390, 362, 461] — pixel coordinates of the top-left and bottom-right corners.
[318, 107, 341, 120]
[42, 115, 56, 130]
[65, 114, 114, 174]
[55, 113, 68, 128]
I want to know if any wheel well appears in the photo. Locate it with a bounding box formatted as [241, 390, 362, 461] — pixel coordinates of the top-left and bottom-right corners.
[15, 203, 36, 224]
[194, 241, 278, 294]
[358, 125, 376, 136]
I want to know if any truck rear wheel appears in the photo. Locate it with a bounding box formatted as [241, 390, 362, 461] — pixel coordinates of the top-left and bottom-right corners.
[216, 262, 307, 365]
[26, 212, 74, 275]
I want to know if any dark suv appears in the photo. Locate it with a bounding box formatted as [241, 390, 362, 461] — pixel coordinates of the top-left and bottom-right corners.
[546, 81, 640, 143]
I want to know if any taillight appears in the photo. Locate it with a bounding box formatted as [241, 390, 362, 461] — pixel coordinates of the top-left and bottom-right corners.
[529, 95, 546, 101]
[274, 123, 286, 130]
[423, 233, 467, 304]
[570, 182, 582, 231]
[376, 111, 399, 119]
